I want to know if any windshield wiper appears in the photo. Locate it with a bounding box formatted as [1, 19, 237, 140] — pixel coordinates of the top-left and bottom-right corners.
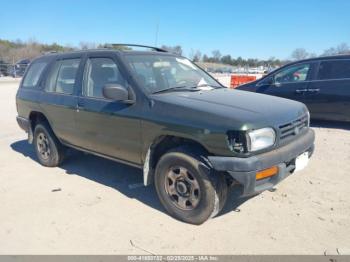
[152, 86, 201, 94]
[152, 84, 224, 95]
[195, 84, 223, 89]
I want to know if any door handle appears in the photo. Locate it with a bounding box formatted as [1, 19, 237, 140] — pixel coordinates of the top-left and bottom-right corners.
[295, 89, 308, 94]
[308, 88, 320, 93]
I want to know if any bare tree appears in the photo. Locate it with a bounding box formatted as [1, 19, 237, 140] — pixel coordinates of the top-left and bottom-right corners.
[212, 50, 222, 62]
[322, 47, 337, 56]
[336, 43, 350, 54]
[308, 53, 318, 58]
[322, 43, 350, 56]
[291, 48, 309, 61]
[79, 41, 97, 50]
[202, 54, 209, 62]
[220, 55, 232, 65]
[0, 39, 74, 63]
[6, 44, 41, 62]
[189, 49, 202, 62]
[189, 49, 195, 60]
[161, 45, 183, 55]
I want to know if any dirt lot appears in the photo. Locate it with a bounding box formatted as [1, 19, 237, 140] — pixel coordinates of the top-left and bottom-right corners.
[0, 78, 350, 255]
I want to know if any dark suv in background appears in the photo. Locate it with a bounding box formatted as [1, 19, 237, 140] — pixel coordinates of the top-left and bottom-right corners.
[237, 55, 350, 122]
[16, 45, 315, 224]
[0, 59, 9, 76]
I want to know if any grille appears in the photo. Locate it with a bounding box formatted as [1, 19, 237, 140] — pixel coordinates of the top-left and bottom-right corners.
[279, 114, 308, 141]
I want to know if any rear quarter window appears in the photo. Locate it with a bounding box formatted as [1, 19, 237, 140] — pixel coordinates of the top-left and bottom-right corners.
[22, 62, 47, 88]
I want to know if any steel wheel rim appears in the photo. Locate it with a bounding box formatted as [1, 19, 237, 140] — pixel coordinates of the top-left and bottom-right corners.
[164, 166, 201, 210]
[36, 132, 50, 160]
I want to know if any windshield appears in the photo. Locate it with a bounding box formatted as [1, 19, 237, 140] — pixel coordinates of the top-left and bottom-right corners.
[125, 54, 221, 94]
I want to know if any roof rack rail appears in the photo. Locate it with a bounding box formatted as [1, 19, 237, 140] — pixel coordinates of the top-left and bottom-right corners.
[105, 44, 168, 52]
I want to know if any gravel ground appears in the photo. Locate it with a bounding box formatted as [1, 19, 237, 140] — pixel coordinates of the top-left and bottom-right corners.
[0, 79, 350, 255]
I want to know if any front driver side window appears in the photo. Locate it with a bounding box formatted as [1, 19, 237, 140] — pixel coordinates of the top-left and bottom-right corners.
[83, 57, 127, 98]
[274, 64, 310, 84]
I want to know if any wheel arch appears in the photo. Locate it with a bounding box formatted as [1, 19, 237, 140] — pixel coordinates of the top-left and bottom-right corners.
[28, 111, 53, 143]
[143, 135, 210, 186]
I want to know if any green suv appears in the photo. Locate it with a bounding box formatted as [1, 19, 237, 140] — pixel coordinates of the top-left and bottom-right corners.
[16, 45, 315, 224]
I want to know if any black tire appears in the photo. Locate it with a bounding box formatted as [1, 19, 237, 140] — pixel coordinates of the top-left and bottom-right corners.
[33, 122, 65, 167]
[154, 147, 228, 225]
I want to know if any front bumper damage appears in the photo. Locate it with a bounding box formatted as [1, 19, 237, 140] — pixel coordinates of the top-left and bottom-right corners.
[208, 128, 315, 196]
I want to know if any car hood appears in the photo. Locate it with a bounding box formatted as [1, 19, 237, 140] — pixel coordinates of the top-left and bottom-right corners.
[150, 88, 308, 131]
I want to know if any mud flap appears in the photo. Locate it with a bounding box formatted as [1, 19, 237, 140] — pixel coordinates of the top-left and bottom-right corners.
[143, 148, 153, 186]
[28, 124, 34, 144]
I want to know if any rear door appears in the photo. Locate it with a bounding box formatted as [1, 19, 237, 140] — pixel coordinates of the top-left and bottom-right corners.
[305, 59, 350, 121]
[40, 56, 83, 145]
[257, 62, 314, 104]
[75, 53, 142, 165]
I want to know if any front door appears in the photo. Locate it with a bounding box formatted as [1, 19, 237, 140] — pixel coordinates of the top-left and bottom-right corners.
[257, 63, 313, 105]
[76, 55, 142, 165]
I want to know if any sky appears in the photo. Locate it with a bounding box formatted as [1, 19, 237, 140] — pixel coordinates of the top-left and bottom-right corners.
[1, 0, 350, 59]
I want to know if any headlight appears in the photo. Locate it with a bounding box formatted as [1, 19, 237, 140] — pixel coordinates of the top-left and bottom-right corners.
[247, 127, 276, 152]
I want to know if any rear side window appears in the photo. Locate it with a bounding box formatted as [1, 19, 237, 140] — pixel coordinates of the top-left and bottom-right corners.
[22, 62, 47, 88]
[317, 60, 350, 80]
[45, 59, 80, 94]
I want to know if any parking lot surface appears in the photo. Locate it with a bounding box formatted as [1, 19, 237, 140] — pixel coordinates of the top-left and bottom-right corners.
[0, 78, 350, 254]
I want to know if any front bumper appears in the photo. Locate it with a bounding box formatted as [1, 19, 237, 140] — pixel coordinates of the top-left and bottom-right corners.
[208, 128, 315, 196]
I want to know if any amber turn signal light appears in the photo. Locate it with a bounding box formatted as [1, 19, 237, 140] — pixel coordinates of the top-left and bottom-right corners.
[256, 166, 278, 180]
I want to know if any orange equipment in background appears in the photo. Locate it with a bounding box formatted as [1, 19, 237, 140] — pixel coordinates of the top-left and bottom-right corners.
[230, 75, 256, 88]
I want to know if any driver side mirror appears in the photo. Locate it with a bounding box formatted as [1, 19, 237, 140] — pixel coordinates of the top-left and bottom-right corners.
[102, 84, 135, 104]
[258, 76, 274, 86]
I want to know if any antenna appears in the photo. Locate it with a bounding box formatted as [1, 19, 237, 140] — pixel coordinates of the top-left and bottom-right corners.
[155, 20, 159, 46]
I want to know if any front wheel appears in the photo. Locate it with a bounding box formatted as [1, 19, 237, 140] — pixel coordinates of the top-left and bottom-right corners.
[155, 147, 227, 225]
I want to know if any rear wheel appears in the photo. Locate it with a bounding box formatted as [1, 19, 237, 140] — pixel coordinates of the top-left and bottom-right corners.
[33, 123, 65, 167]
[155, 147, 227, 225]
